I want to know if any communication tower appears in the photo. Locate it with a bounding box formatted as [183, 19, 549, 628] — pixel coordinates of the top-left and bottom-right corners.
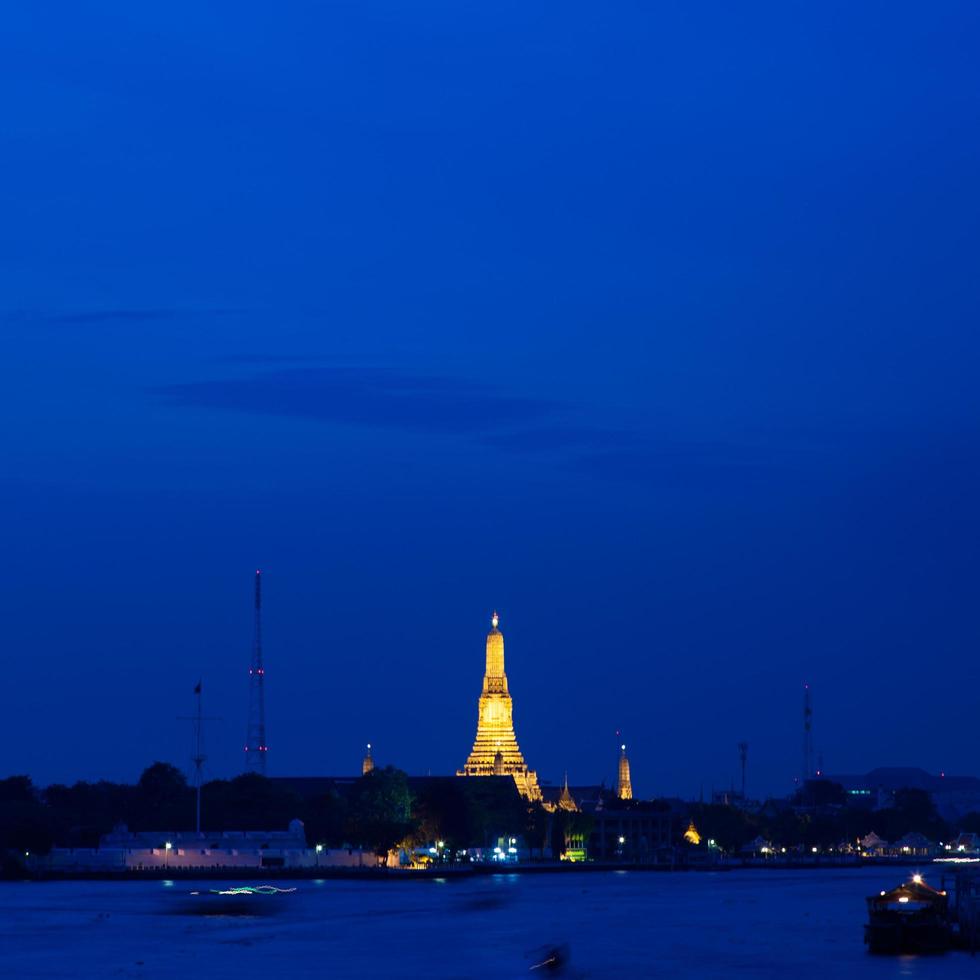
[244, 570, 268, 774]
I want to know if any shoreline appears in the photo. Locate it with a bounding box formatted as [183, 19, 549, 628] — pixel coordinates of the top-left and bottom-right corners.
[6, 856, 939, 883]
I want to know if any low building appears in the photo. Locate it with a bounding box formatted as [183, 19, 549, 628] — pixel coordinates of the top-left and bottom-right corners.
[36, 820, 377, 872]
[859, 831, 888, 856]
[584, 803, 671, 861]
[892, 832, 938, 857]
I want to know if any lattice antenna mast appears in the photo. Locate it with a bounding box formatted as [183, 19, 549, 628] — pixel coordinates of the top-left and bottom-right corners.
[802, 683, 813, 782]
[178, 681, 219, 834]
[245, 570, 268, 774]
[738, 741, 748, 798]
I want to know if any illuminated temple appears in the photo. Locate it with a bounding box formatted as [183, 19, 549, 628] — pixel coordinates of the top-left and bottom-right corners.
[458, 613, 542, 801]
[617, 743, 633, 800]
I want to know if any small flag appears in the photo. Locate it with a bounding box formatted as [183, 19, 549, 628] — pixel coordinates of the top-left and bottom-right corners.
[194, 680, 202, 695]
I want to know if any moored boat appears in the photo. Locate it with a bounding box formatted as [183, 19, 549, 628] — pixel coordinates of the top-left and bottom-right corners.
[865, 874, 951, 954]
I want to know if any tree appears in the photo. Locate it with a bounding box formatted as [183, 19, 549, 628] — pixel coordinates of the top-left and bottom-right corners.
[131, 763, 193, 831]
[412, 779, 476, 851]
[687, 803, 754, 852]
[959, 812, 980, 835]
[523, 802, 550, 858]
[879, 788, 947, 842]
[301, 790, 349, 848]
[0, 776, 53, 861]
[792, 780, 847, 808]
[347, 767, 415, 858]
[44, 780, 134, 846]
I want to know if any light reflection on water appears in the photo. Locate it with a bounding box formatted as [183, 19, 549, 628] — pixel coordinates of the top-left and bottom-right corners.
[0, 868, 975, 978]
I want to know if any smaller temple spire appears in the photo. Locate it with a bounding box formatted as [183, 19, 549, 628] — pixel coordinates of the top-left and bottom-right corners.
[617, 742, 633, 800]
[362, 743, 374, 775]
[558, 770, 578, 811]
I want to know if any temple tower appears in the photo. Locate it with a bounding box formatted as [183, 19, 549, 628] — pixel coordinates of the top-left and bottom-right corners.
[458, 612, 541, 801]
[617, 743, 633, 800]
[362, 743, 374, 775]
[557, 772, 578, 812]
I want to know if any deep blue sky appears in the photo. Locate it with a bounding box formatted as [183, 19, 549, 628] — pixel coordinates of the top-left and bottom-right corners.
[2, 2, 979, 798]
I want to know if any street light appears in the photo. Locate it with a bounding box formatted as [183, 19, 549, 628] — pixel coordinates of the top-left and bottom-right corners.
[164, 841, 172, 870]
[315, 843, 324, 868]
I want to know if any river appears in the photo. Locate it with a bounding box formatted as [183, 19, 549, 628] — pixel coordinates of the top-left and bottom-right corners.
[0, 867, 974, 977]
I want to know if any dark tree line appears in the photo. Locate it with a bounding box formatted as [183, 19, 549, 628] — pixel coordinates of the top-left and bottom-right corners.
[683, 781, 975, 853]
[1, 764, 539, 867]
[11, 768, 968, 871]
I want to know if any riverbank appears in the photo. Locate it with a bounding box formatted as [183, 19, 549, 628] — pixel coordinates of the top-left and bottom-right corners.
[7, 853, 952, 882]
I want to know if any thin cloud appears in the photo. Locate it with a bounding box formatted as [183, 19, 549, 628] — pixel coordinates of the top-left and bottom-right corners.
[158, 366, 789, 482]
[157, 366, 559, 435]
[2, 308, 242, 326]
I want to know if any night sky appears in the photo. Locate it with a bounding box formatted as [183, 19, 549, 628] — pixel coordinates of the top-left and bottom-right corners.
[3, 2, 979, 799]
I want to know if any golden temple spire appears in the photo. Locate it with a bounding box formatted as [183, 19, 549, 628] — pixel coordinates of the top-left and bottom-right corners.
[362, 742, 374, 775]
[458, 612, 541, 801]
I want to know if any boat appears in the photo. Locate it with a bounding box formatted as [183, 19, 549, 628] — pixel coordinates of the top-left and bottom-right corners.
[169, 884, 297, 916]
[865, 874, 951, 954]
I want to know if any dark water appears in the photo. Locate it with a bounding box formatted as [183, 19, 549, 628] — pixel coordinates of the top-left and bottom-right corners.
[0, 868, 973, 978]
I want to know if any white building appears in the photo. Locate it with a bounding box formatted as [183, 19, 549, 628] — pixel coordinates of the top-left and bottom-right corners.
[37, 820, 378, 872]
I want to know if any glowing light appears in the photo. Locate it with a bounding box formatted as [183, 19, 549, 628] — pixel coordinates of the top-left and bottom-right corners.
[491, 611, 499, 629]
[164, 842, 172, 851]
[315, 844, 324, 853]
[811, 847, 818, 854]
[618, 836, 625, 845]
[912, 874, 923, 884]
[683, 822, 701, 845]
[437, 840, 445, 849]
[898, 896, 910, 904]
[880, 891, 886, 896]
[209, 886, 296, 896]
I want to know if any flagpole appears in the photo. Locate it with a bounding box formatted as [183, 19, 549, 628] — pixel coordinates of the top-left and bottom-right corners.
[179, 682, 219, 837]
